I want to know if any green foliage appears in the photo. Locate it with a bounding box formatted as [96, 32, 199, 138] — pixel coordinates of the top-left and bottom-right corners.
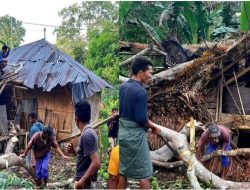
[119, 1, 166, 43]
[211, 26, 237, 40]
[100, 85, 119, 119]
[150, 176, 161, 190]
[84, 20, 119, 85]
[139, 19, 161, 42]
[56, 1, 118, 36]
[0, 15, 26, 48]
[55, 35, 86, 64]
[119, 1, 134, 25]
[119, 2, 241, 44]
[98, 154, 109, 187]
[0, 172, 33, 189]
[199, 178, 213, 189]
[56, 2, 119, 85]
[240, 1, 250, 31]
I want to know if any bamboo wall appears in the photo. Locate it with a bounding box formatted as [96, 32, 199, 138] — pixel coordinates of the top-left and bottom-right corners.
[19, 86, 102, 141]
[22, 86, 73, 140]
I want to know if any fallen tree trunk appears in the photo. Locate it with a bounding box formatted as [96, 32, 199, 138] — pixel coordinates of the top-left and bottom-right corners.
[201, 148, 250, 162]
[152, 160, 185, 169]
[149, 60, 194, 85]
[5, 136, 18, 154]
[0, 153, 35, 179]
[119, 47, 151, 67]
[154, 124, 250, 189]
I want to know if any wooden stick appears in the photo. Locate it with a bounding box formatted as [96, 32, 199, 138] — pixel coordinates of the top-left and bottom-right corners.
[219, 77, 223, 114]
[215, 79, 220, 121]
[119, 47, 150, 67]
[224, 66, 250, 87]
[58, 116, 114, 143]
[233, 71, 245, 115]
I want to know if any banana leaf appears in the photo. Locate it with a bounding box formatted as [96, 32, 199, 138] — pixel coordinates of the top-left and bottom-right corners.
[240, 1, 250, 31]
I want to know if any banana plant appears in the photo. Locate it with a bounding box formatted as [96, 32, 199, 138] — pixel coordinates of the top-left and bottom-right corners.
[240, 1, 250, 31]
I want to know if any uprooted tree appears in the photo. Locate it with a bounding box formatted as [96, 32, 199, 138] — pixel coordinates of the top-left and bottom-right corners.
[119, 34, 250, 188]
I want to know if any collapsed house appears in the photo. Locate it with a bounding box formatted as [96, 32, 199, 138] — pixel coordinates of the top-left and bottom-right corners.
[0, 39, 111, 151]
[119, 34, 250, 187]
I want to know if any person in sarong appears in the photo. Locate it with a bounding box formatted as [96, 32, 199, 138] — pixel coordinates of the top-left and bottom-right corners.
[118, 56, 161, 189]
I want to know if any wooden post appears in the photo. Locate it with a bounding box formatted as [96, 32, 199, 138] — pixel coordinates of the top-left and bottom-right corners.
[233, 71, 245, 115]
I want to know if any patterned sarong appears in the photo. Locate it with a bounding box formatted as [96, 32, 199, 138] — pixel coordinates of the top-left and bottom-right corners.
[118, 117, 153, 179]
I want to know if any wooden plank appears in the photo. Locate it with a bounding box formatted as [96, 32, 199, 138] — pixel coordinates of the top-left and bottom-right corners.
[14, 104, 22, 125]
[237, 125, 250, 130]
[58, 116, 113, 144]
[0, 105, 8, 135]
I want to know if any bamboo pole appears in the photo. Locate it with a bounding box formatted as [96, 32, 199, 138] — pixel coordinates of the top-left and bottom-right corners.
[58, 116, 114, 144]
[215, 79, 220, 121]
[233, 71, 245, 115]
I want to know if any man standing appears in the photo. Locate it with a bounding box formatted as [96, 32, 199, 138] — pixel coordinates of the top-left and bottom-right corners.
[28, 113, 43, 138]
[107, 108, 119, 148]
[67, 100, 101, 189]
[196, 124, 231, 179]
[118, 56, 161, 189]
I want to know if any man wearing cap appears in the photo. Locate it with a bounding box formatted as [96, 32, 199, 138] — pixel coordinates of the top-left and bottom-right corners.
[196, 124, 231, 179]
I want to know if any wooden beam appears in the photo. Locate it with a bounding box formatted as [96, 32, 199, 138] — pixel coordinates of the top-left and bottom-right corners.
[237, 125, 250, 130]
[223, 66, 250, 87]
[58, 116, 113, 144]
[119, 47, 151, 68]
[212, 34, 250, 81]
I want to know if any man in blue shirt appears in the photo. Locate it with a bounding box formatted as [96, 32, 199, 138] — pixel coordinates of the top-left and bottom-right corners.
[0, 45, 10, 74]
[29, 112, 44, 138]
[118, 56, 161, 189]
[27, 112, 44, 168]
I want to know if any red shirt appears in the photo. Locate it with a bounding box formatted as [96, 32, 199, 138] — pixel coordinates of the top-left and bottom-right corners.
[198, 125, 230, 150]
[31, 131, 58, 159]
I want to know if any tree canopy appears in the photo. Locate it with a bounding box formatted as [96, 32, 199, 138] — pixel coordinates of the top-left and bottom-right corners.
[55, 2, 119, 85]
[0, 15, 26, 48]
[119, 1, 242, 44]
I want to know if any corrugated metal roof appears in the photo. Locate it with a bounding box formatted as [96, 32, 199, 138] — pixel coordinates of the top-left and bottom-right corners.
[4, 39, 112, 99]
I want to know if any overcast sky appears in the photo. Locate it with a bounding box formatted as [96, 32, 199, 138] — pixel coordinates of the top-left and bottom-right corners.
[0, 0, 83, 45]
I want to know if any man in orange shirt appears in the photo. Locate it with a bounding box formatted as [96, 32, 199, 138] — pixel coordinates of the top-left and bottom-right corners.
[107, 145, 120, 189]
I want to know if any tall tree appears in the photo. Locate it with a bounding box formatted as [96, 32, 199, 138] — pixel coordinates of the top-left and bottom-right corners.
[84, 20, 119, 84]
[55, 2, 119, 84]
[0, 15, 26, 48]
